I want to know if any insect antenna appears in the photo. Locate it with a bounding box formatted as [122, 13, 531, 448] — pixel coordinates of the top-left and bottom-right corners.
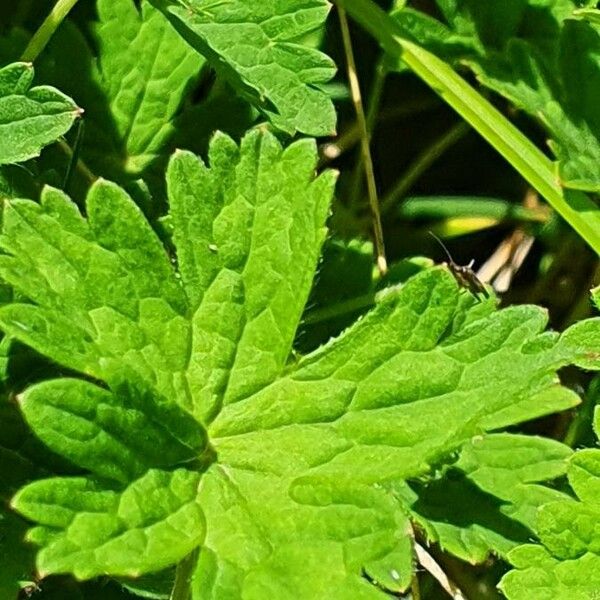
[428, 231, 456, 264]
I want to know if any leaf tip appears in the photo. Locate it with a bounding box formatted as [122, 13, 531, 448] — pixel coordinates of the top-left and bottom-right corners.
[173, 147, 188, 157]
[15, 391, 27, 407]
[36, 568, 49, 580]
[9, 494, 20, 512]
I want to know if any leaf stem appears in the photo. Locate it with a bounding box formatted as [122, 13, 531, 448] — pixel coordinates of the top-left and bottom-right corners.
[20, 0, 80, 63]
[411, 570, 422, 600]
[381, 121, 470, 215]
[170, 549, 199, 600]
[62, 119, 85, 192]
[57, 139, 97, 186]
[335, 0, 600, 255]
[414, 543, 468, 600]
[563, 374, 600, 447]
[338, 6, 388, 275]
[365, 58, 387, 135]
[348, 56, 387, 207]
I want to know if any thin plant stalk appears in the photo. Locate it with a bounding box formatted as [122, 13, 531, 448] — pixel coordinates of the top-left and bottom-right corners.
[415, 543, 468, 600]
[335, 0, 600, 255]
[338, 6, 388, 274]
[381, 121, 470, 215]
[349, 56, 388, 206]
[21, 0, 81, 62]
[57, 139, 97, 186]
[366, 58, 388, 135]
[170, 549, 199, 600]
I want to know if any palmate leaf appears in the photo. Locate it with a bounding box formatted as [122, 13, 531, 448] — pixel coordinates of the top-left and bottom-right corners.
[0, 62, 79, 165]
[500, 409, 600, 600]
[393, 0, 600, 192]
[150, 0, 337, 136]
[37, 0, 204, 180]
[2, 130, 600, 598]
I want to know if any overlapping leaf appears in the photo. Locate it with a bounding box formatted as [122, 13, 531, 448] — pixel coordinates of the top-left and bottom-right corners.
[394, 0, 600, 191]
[2, 131, 600, 598]
[501, 408, 600, 600]
[395, 434, 573, 564]
[150, 0, 337, 136]
[0, 62, 79, 165]
[94, 0, 203, 175]
[36, 0, 204, 181]
[0, 326, 96, 599]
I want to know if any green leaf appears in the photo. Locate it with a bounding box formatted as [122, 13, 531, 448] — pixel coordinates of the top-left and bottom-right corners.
[13, 469, 205, 579]
[165, 134, 335, 419]
[94, 0, 204, 175]
[574, 7, 600, 25]
[296, 239, 376, 353]
[37, 0, 204, 180]
[594, 285, 600, 311]
[150, 0, 337, 136]
[18, 377, 207, 484]
[297, 240, 431, 354]
[500, 409, 600, 599]
[393, 0, 600, 193]
[336, 0, 600, 255]
[0, 62, 79, 165]
[396, 195, 547, 223]
[396, 434, 573, 563]
[3, 130, 600, 597]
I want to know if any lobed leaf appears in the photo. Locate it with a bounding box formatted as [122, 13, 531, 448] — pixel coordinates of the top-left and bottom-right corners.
[395, 434, 573, 563]
[37, 0, 204, 180]
[19, 377, 207, 484]
[0, 62, 79, 165]
[2, 130, 600, 597]
[13, 469, 205, 579]
[150, 0, 337, 136]
[501, 410, 600, 599]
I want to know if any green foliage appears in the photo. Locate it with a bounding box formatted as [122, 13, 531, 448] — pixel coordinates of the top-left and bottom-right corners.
[501, 409, 600, 599]
[0, 62, 79, 165]
[150, 0, 337, 136]
[338, 0, 600, 254]
[396, 434, 573, 563]
[92, 0, 203, 176]
[1, 0, 600, 598]
[0, 130, 599, 598]
[37, 0, 203, 180]
[394, 0, 600, 192]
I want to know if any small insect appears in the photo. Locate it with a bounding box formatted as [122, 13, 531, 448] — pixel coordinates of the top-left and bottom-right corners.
[429, 232, 489, 300]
